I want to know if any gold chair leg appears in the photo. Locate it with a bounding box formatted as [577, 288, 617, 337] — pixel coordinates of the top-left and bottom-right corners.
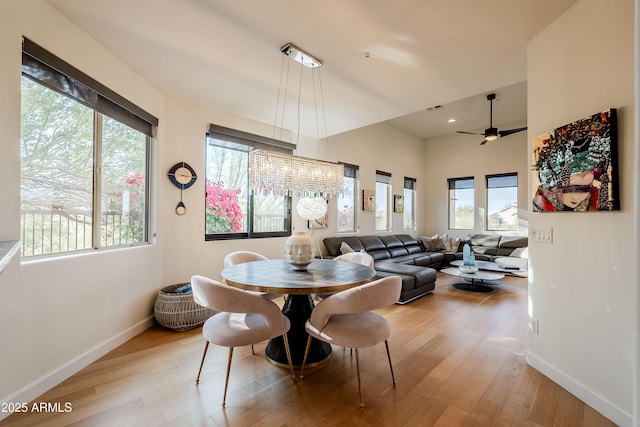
[282, 333, 296, 381]
[222, 347, 234, 408]
[195, 341, 209, 384]
[384, 340, 396, 386]
[355, 348, 363, 408]
[299, 335, 313, 379]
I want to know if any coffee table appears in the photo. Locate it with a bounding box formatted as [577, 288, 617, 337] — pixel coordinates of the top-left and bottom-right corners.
[450, 259, 527, 277]
[441, 267, 504, 293]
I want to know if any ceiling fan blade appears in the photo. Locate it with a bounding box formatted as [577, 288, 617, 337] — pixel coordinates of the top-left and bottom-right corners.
[457, 130, 484, 135]
[498, 127, 527, 137]
[480, 139, 489, 145]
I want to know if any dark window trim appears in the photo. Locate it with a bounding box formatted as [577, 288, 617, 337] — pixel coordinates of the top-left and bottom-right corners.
[208, 124, 295, 153]
[340, 162, 359, 178]
[404, 176, 417, 190]
[22, 37, 157, 137]
[448, 176, 475, 190]
[376, 170, 392, 184]
[486, 172, 518, 188]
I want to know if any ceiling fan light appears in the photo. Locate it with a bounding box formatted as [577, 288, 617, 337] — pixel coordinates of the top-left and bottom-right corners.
[485, 127, 498, 140]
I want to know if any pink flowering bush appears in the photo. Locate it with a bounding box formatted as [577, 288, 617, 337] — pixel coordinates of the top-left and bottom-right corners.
[206, 180, 244, 233]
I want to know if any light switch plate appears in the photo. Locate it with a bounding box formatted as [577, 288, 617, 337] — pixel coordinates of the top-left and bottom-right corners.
[531, 227, 553, 243]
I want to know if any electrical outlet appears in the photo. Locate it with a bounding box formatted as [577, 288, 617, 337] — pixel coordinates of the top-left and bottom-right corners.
[531, 227, 553, 243]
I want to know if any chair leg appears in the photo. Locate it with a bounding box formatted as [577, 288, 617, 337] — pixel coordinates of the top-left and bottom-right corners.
[195, 341, 209, 384]
[384, 340, 396, 386]
[251, 344, 255, 355]
[282, 333, 296, 381]
[222, 347, 234, 408]
[355, 348, 364, 409]
[299, 335, 313, 379]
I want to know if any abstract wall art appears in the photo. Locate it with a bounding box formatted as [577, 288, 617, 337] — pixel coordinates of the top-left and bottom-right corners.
[531, 109, 619, 212]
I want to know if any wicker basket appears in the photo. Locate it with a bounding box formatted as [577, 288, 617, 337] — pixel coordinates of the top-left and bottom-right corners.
[154, 283, 215, 331]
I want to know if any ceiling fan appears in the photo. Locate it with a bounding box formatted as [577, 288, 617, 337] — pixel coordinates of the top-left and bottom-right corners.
[457, 93, 527, 145]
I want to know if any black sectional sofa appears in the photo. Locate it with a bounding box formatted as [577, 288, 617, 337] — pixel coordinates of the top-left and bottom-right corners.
[323, 234, 442, 304]
[323, 233, 528, 304]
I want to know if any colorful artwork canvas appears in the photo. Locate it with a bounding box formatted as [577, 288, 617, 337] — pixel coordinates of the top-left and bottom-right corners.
[532, 109, 619, 212]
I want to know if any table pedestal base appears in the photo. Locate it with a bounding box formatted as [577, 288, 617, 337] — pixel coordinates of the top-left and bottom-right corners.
[453, 280, 494, 293]
[265, 294, 331, 367]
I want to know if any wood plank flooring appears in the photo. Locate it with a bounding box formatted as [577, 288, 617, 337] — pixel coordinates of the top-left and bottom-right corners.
[1, 273, 617, 426]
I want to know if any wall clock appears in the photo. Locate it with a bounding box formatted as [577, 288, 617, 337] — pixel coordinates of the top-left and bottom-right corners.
[168, 162, 197, 189]
[168, 162, 197, 215]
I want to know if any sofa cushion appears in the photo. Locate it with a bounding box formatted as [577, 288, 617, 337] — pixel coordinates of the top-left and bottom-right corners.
[388, 246, 409, 257]
[323, 236, 364, 257]
[375, 262, 436, 289]
[379, 235, 404, 249]
[498, 236, 528, 249]
[468, 234, 501, 248]
[359, 236, 386, 252]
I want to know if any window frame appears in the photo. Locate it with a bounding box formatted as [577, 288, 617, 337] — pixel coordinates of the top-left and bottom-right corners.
[448, 176, 475, 230]
[486, 172, 518, 232]
[20, 38, 156, 258]
[336, 163, 359, 233]
[205, 125, 294, 241]
[375, 170, 392, 232]
[402, 177, 417, 230]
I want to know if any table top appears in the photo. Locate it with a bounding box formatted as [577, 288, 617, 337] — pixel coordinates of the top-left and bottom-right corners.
[449, 260, 526, 276]
[441, 267, 505, 281]
[221, 259, 376, 295]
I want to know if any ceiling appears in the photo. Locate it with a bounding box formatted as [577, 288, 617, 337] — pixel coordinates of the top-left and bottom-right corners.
[47, 0, 577, 140]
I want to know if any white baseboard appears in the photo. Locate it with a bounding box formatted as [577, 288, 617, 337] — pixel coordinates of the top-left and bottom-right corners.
[526, 351, 633, 427]
[0, 316, 155, 422]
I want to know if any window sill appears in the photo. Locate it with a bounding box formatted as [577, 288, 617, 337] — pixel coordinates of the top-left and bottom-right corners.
[0, 241, 20, 274]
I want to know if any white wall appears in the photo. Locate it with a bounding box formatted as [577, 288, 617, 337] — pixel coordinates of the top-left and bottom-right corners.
[422, 120, 529, 238]
[307, 122, 427, 252]
[527, 1, 636, 425]
[0, 0, 166, 412]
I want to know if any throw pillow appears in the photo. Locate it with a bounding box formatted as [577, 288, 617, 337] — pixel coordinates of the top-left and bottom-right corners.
[340, 242, 354, 254]
[420, 234, 445, 251]
[439, 233, 451, 251]
[510, 247, 529, 258]
[449, 237, 461, 253]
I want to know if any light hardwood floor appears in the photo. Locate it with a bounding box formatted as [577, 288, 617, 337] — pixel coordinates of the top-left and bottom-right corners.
[1, 273, 616, 427]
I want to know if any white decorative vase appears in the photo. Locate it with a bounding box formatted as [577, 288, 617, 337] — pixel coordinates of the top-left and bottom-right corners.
[285, 231, 314, 271]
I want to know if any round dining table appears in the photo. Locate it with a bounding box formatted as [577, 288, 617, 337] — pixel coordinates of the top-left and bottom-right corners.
[221, 258, 376, 367]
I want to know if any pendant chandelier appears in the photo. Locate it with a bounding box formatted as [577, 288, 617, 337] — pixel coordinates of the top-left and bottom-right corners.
[249, 42, 343, 198]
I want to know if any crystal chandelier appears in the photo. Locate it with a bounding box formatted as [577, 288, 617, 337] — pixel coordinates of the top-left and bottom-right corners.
[249, 150, 343, 197]
[249, 42, 343, 198]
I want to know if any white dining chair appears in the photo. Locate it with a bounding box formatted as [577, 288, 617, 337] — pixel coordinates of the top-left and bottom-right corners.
[300, 275, 402, 408]
[223, 251, 281, 300]
[191, 275, 295, 408]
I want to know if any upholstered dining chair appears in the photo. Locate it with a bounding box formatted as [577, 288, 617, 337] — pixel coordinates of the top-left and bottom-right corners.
[191, 275, 295, 408]
[223, 251, 281, 300]
[300, 275, 402, 408]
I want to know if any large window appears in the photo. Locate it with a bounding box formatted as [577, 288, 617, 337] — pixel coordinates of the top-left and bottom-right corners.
[486, 173, 518, 231]
[20, 38, 156, 258]
[403, 177, 417, 230]
[337, 163, 358, 233]
[375, 171, 391, 231]
[205, 125, 292, 240]
[448, 177, 474, 230]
